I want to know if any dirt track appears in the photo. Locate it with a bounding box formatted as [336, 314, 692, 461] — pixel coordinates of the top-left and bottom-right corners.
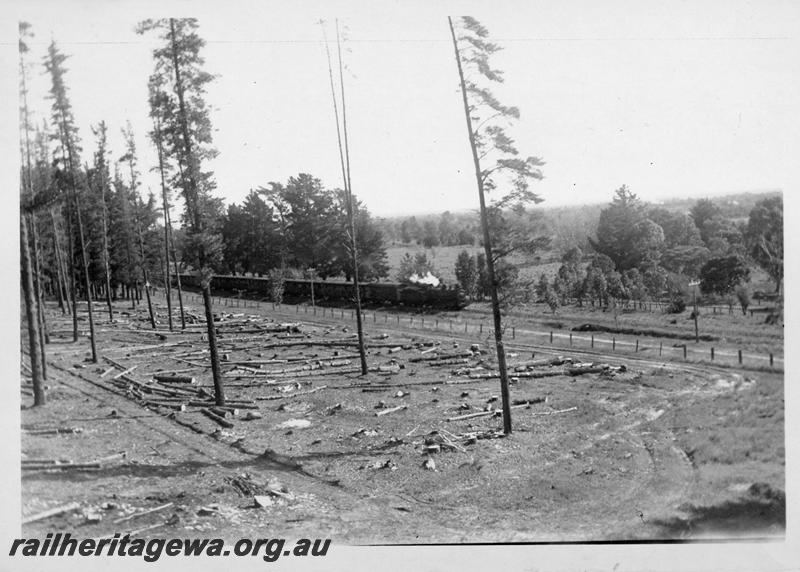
[20, 295, 785, 542]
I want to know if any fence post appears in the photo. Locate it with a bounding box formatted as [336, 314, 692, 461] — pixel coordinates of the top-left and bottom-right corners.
[373, 313, 377, 323]
[436, 319, 439, 329]
[479, 323, 483, 334]
[770, 353, 774, 367]
[738, 349, 742, 365]
[550, 331, 553, 344]
[422, 317, 425, 327]
[612, 337, 616, 351]
[569, 333, 573, 346]
[396, 315, 399, 324]
[659, 342, 662, 356]
[410, 317, 414, 327]
[512, 326, 515, 339]
[635, 339, 639, 352]
[710, 347, 714, 360]
[683, 345, 687, 360]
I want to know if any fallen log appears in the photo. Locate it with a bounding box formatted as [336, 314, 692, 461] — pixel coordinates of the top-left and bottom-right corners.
[565, 366, 609, 376]
[447, 410, 500, 422]
[153, 374, 196, 384]
[255, 385, 328, 401]
[113, 502, 174, 525]
[409, 351, 473, 363]
[200, 408, 234, 428]
[375, 404, 408, 417]
[467, 369, 565, 380]
[23, 427, 83, 435]
[426, 358, 471, 367]
[22, 462, 102, 471]
[530, 406, 578, 416]
[447, 400, 546, 422]
[22, 502, 81, 524]
[112, 365, 138, 379]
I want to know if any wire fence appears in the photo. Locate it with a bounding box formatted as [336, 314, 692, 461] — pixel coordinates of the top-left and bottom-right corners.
[160, 289, 783, 372]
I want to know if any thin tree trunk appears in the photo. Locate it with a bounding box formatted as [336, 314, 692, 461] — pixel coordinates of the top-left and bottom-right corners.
[29, 216, 48, 383]
[153, 118, 173, 330]
[52, 212, 68, 315]
[66, 207, 79, 341]
[338, 27, 368, 376]
[59, 120, 97, 362]
[449, 16, 512, 434]
[323, 21, 367, 374]
[170, 231, 186, 329]
[134, 209, 156, 329]
[169, 17, 223, 402]
[51, 214, 66, 313]
[21, 215, 45, 406]
[99, 178, 114, 320]
[20, 40, 48, 373]
[71, 190, 98, 362]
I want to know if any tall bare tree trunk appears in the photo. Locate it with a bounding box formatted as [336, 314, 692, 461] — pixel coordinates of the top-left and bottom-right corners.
[20, 39, 48, 373]
[153, 119, 174, 330]
[21, 215, 45, 406]
[323, 20, 368, 374]
[169, 17, 223, 404]
[29, 215, 48, 379]
[50, 213, 66, 314]
[65, 207, 79, 341]
[98, 179, 114, 320]
[134, 209, 156, 329]
[59, 123, 98, 363]
[337, 25, 368, 375]
[449, 17, 512, 434]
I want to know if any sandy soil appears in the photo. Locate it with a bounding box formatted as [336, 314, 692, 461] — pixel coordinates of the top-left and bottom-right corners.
[20, 294, 785, 543]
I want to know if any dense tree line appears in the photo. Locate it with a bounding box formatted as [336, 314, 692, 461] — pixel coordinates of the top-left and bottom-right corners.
[463, 187, 783, 314]
[220, 174, 389, 282]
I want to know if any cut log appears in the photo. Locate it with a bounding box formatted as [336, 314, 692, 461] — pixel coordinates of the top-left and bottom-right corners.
[153, 374, 196, 384]
[22, 502, 81, 524]
[409, 351, 473, 363]
[112, 502, 174, 524]
[22, 462, 102, 471]
[447, 410, 501, 422]
[375, 404, 408, 417]
[200, 408, 234, 428]
[112, 365, 138, 379]
[255, 385, 328, 401]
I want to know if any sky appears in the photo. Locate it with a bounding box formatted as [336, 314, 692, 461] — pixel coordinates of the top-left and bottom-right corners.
[5, 0, 800, 219]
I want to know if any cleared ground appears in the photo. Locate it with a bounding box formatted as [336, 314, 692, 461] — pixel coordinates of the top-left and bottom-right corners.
[20, 293, 785, 543]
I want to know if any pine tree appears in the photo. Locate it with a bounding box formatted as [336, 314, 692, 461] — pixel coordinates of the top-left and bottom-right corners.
[448, 17, 545, 434]
[44, 39, 98, 363]
[90, 122, 115, 320]
[121, 122, 156, 328]
[19, 22, 48, 383]
[138, 18, 225, 404]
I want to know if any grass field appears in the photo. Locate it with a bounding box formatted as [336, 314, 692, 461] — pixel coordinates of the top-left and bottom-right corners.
[385, 244, 559, 285]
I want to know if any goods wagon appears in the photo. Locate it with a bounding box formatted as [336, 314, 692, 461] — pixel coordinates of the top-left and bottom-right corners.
[176, 274, 468, 310]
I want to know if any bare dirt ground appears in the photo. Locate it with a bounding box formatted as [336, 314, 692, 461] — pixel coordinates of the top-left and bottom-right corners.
[20, 294, 785, 543]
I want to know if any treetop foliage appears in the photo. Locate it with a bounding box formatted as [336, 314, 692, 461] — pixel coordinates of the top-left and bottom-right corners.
[454, 17, 544, 213]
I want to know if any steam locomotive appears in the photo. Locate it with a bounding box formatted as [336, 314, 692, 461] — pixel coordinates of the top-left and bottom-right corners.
[177, 273, 468, 310]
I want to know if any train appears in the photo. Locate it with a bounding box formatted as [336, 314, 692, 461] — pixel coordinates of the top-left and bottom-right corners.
[176, 273, 469, 310]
